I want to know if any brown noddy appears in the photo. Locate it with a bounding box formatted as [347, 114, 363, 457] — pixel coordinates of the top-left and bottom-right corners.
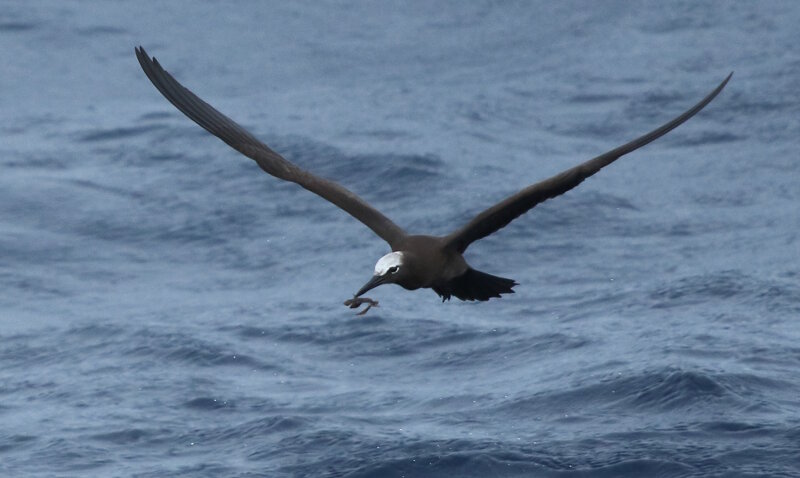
[135, 46, 731, 305]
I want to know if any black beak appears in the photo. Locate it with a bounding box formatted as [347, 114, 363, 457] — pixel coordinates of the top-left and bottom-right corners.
[355, 275, 386, 297]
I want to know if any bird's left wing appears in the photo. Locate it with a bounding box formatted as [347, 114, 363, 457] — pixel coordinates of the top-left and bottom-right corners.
[444, 73, 732, 253]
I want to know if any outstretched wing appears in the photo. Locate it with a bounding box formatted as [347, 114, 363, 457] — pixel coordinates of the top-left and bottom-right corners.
[135, 46, 407, 247]
[445, 73, 732, 253]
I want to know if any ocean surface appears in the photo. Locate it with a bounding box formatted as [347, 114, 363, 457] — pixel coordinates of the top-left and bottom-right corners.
[2, 1, 799, 476]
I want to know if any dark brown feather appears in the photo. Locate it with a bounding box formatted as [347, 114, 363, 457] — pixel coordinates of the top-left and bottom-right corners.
[135, 46, 407, 248]
[444, 73, 732, 253]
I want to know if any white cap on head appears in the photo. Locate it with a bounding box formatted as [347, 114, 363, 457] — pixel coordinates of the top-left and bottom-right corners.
[374, 251, 404, 275]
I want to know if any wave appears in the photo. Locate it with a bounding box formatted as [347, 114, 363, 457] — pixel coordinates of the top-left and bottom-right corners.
[493, 366, 789, 418]
[123, 328, 275, 370]
[649, 270, 800, 314]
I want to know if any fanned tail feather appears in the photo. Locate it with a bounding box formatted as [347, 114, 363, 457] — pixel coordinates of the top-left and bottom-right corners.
[434, 268, 517, 302]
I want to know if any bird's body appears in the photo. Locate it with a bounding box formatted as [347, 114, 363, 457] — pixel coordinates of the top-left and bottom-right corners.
[135, 46, 730, 308]
[393, 235, 466, 290]
[385, 235, 516, 301]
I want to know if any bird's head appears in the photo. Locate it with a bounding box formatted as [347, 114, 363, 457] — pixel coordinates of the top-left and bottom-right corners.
[355, 251, 406, 297]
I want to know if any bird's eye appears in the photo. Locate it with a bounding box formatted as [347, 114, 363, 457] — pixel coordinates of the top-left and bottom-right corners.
[388, 266, 399, 274]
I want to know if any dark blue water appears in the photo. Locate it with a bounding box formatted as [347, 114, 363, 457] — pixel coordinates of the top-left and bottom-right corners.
[2, 1, 799, 476]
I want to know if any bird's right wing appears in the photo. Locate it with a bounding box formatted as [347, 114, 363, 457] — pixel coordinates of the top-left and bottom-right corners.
[444, 73, 732, 253]
[135, 46, 407, 248]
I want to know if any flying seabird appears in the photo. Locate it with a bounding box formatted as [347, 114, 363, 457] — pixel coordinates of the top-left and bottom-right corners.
[135, 46, 730, 310]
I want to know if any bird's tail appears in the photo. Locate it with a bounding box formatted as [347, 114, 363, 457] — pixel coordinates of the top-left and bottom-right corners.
[435, 268, 517, 302]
